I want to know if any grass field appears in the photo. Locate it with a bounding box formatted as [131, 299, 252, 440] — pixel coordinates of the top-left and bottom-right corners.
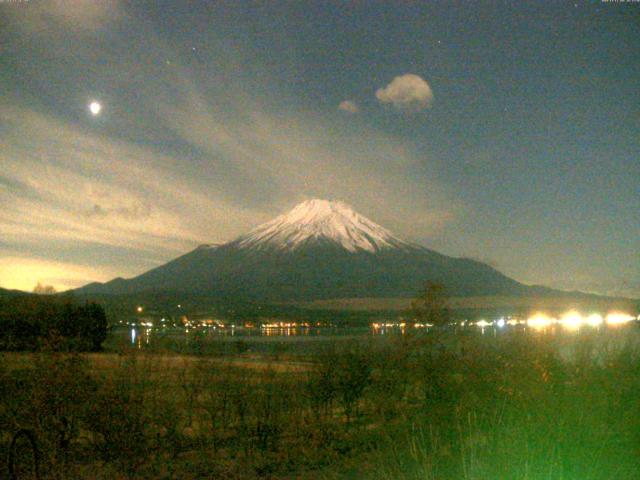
[2, 327, 640, 479]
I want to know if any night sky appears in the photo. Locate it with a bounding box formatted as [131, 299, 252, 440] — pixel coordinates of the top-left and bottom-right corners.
[1, 1, 638, 297]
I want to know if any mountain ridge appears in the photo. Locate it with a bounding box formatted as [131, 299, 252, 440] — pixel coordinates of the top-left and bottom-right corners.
[73, 199, 600, 302]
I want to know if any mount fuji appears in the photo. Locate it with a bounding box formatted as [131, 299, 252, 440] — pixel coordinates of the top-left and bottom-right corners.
[76, 199, 546, 301]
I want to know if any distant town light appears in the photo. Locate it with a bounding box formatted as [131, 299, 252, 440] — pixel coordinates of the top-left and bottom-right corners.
[527, 313, 554, 330]
[606, 312, 635, 325]
[585, 313, 603, 327]
[136, 306, 143, 313]
[559, 310, 582, 331]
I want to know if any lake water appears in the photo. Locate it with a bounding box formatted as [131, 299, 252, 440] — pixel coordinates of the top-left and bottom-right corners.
[108, 317, 640, 361]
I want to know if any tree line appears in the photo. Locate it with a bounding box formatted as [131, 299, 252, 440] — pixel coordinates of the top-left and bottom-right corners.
[0, 294, 107, 351]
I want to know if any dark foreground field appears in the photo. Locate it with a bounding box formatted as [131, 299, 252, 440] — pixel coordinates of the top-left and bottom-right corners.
[2, 328, 640, 479]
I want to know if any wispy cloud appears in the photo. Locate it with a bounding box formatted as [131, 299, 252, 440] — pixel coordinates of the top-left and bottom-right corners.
[5, 0, 122, 34]
[0, 105, 263, 267]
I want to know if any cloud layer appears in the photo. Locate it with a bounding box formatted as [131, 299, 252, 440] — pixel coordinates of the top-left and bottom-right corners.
[376, 74, 433, 111]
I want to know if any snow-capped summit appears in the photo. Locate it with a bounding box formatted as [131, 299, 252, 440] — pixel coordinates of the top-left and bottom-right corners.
[237, 199, 409, 253]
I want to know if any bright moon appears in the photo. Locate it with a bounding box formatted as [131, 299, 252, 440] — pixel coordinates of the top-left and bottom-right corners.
[89, 101, 102, 116]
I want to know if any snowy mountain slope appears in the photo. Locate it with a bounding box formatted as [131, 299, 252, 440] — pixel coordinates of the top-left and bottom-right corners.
[236, 199, 409, 253]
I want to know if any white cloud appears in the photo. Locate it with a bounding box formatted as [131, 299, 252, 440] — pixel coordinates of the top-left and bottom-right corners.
[376, 74, 433, 111]
[338, 100, 359, 113]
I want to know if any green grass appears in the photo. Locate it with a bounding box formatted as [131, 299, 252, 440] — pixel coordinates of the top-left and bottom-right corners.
[1, 328, 639, 479]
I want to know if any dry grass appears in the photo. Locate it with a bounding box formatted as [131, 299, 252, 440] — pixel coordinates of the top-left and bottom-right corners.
[1, 329, 639, 479]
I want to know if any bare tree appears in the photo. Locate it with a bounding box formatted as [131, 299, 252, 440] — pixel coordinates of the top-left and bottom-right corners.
[410, 282, 450, 327]
[33, 283, 57, 295]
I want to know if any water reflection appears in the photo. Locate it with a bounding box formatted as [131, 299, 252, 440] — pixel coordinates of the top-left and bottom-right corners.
[130, 327, 144, 349]
[120, 323, 342, 348]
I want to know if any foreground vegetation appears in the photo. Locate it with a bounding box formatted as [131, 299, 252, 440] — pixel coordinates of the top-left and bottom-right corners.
[1, 328, 639, 479]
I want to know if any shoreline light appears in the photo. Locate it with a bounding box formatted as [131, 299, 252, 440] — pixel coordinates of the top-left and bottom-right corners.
[606, 312, 635, 326]
[559, 310, 583, 331]
[585, 313, 603, 327]
[527, 313, 554, 330]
